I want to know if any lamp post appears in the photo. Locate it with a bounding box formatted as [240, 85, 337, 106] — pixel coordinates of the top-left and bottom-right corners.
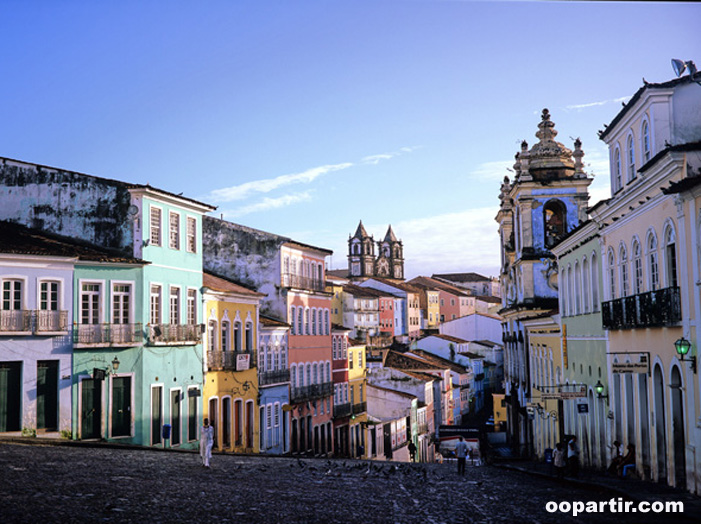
[674, 337, 696, 374]
[594, 380, 609, 402]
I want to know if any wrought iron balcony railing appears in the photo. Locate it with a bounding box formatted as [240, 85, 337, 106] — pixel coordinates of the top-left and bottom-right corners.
[351, 401, 367, 415]
[259, 368, 290, 386]
[74, 323, 143, 347]
[207, 350, 257, 371]
[149, 323, 201, 345]
[35, 310, 68, 332]
[281, 273, 325, 292]
[0, 310, 69, 334]
[602, 286, 681, 330]
[333, 402, 351, 419]
[290, 381, 334, 403]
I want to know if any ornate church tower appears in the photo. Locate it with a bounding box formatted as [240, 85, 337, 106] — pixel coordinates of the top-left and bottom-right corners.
[377, 225, 404, 280]
[348, 220, 376, 278]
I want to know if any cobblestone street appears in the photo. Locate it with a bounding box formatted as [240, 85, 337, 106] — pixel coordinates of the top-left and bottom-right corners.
[1, 441, 694, 523]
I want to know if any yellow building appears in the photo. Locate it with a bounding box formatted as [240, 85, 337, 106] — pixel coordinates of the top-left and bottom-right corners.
[326, 274, 348, 326]
[492, 393, 507, 432]
[202, 272, 265, 453]
[348, 339, 368, 458]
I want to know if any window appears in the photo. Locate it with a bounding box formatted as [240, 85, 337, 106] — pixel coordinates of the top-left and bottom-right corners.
[608, 251, 616, 300]
[38, 280, 59, 312]
[544, 199, 566, 248]
[208, 321, 217, 351]
[169, 287, 180, 325]
[358, 351, 363, 368]
[633, 241, 643, 295]
[325, 310, 330, 335]
[665, 226, 678, 288]
[626, 135, 636, 182]
[186, 217, 197, 253]
[582, 258, 590, 314]
[2, 279, 23, 312]
[150, 285, 162, 324]
[619, 246, 629, 297]
[613, 148, 622, 192]
[561, 266, 569, 316]
[305, 308, 310, 335]
[291, 364, 297, 388]
[221, 321, 230, 352]
[349, 353, 354, 369]
[112, 284, 131, 324]
[169, 211, 180, 250]
[642, 120, 651, 162]
[574, 261, 581, 315]
[591, 252, 600, 312]
[567, 266, 573, 315]
[290, 306, 296, 335]
[333, 337, 338, 359]
[187, 289, 197, 325]
[234, 322, 242, 351]
[150, 206, 162, 246]
[312, 363, 318, 385]
[81, 283, 101, 324]
[297, 308, 303, 336]
[245, 322, 253, 350]
[326, 362, 330, 383]
[311, 308, 317, 335]
[647, 233, 659, 291]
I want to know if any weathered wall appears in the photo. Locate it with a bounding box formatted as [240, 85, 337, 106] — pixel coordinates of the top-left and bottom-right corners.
[0, 159, 133, 252]
[203, 217, 285, 319]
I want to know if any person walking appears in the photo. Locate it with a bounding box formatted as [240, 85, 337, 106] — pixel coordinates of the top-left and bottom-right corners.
[553, 442, 566, 479]
[200, 418, 214, 468]
[567, 436, 580, 477]
[408, 441, 417, 462]
[455, 436, 468, 476]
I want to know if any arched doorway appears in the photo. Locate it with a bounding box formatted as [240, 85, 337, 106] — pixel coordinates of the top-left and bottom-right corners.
[653, 364, 667, 482]
[638, 373, 651, 478]
[670, 366, 686, 489]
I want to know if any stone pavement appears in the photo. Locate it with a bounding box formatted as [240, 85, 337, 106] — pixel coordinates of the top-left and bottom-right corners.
[1, 436, 699, 523]
[496, 458, 701, 520]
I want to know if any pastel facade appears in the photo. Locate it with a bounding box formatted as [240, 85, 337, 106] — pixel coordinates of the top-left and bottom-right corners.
[347, 340, 368, 458]
[332, 326, 352, 456]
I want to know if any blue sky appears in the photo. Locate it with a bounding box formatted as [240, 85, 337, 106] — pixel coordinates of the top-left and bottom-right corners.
[1, 1, 698, 279]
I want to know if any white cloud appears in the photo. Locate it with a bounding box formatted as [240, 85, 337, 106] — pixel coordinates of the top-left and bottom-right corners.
[205, 162, 353, 203]
[468, 159, 515, 181]
[222, 191, 313, 218]
[361, 145, 421, 165]
[565, 96, 631, 111]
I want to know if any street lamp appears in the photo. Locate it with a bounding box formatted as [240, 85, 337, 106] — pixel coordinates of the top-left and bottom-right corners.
[111, 356, 120, 373]
[594, 380, 608, 401]
[671, 59, 701, 86]
[674, 337, 696, 374]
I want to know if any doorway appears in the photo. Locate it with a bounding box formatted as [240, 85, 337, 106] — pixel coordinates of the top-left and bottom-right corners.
[81, 378, 102, 439]
[111, 376, 131, 437]
[37, 361, 58, 431]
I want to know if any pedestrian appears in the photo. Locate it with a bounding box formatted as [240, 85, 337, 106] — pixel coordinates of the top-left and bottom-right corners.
[567, 436, 579, 477]
[455, 436, 468, 476]
[408, 441, 417, 462]
[617, 443, 636, 477]
[200, 417, 214, 468]
[553, 442, 566, 479]
[606, 440, 623, 475]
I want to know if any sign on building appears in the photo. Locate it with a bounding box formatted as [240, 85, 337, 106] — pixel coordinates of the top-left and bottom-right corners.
[612, 361, 649, 374]
[236, 353, 250, 371]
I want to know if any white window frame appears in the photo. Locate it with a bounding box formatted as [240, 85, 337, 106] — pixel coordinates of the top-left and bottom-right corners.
[186, 216, 197, 253]
[169, 211, 181, 250]
[150, 284, 162, 325]
[169, 286, 181, 325]
[111, 281, 135, 325]
[149, 205, 162, 247]
[187, 288, 197, 325]
[79, 280, 105, 325]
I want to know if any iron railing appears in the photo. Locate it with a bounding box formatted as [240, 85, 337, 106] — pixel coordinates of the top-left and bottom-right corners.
[290, 381, 334, 403]
[333, 403, 351, 419]
[149, 323, 201, 344]
[74, 323, 143, 346]
[351, 401, 367, 415]
[259, 369, 290, 386]
[281, 273, 325, 292]
[602, 286, 681, 330]
[35, 310, 68, 332]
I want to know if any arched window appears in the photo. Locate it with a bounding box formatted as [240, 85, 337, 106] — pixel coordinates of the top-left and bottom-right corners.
[299, 365, 305, 387]
[647, 231, 659, 291]
[290, 306, 296, 335]
[608, 250, 617, 300]
[561, 265, 569, 316]
[245, 322, 253, 350]
[591, 252, 600, 311]
[326, 362, 331, 383]
[544, 200, 567, 248]
[297, 308, 303, 336]
[234, 321, 242, 351]
[633, 239, 643, 294]
[582, 257, 590, 313]
[665, 225, 678, 288]
[613, 148, 622, 192]
[626, 135, 636, 182]
[642, 120, 651, 162]
[304, 308, 310, 335]
[311, 308, 317, 335]
[208, 320, 217, 352]
[291, 364, 297, 388]
[325, 309, 330, 335]
[306, 363, 312, 386]
[619, 245, 629, 297]
[567, 266, 574, 315]
[221, 320, 230, 352]
[333, 337, 338, 359]
[312, 363, 318, 385]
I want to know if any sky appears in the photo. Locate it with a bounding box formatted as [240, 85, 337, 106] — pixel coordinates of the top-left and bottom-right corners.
[1, 1, 699, 279]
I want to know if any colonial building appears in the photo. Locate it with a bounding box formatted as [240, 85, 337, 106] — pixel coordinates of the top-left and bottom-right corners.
[348, 221, 404, 281]
[495, 109, 592, 456]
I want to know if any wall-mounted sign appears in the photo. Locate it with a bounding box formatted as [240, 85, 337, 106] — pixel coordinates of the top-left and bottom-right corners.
[541, 385, 586, 400]
[612, 361, 649, 374]
[577, 403, 589, 414]
[237, 354, 250, 371]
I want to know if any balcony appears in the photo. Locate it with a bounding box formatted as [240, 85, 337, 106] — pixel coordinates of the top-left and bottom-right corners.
[259, 368, 290, 386]
[74, 323, 143, 347]
[0, 310, 68, 334]
[351, 401, 367, 415]
[35, 310, 68, 333]
[0, 310, 32, 333]
[207, 350, 257, 371]
[290, 381, 334, 403]
[149, 323, 201, 345]
[281, 273, 325, 292]
[602, 286, 681, 330]
[333, 402, 351, 419]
